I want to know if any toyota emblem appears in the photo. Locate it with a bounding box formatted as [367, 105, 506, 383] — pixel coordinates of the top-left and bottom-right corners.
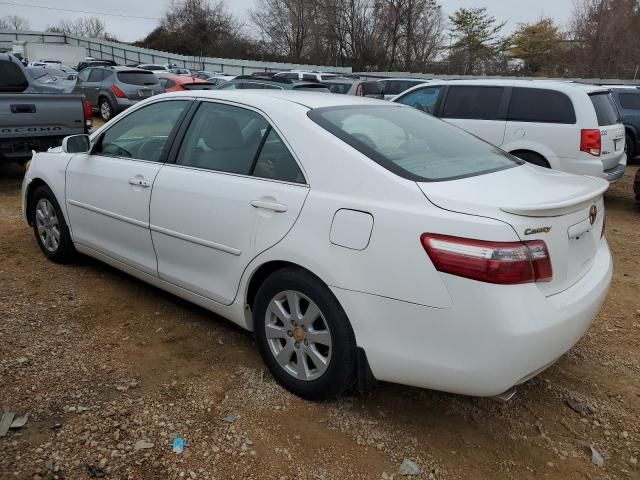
[589, 205, 597, 226]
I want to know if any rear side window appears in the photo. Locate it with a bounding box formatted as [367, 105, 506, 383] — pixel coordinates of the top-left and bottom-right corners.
[618, 92, 640, 110]
[253, 129, 305, 183]
[442, 86, 504, 120]
[117, 71, 159, 86]
[507, 88, 576, 124]
[381, 80, 424, 95]
[88, 69, 106, 82]
[308, 105, 520, 182]
[302, 74, 317, 82]
[326, 82, 352, 94]
[0, 59, 28, 92]
[590, 93, 620, 126]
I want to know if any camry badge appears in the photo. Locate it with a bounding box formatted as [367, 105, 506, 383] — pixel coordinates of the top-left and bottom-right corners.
[589, 205, 597, 225]
[524, 227, 552, 235]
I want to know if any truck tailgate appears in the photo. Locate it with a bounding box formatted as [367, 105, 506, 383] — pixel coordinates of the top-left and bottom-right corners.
[0, 94, 85, 139]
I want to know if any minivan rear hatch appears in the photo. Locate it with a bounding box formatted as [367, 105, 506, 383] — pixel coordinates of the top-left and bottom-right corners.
[418, 165, 608, 296]
[589, 91, 625, 170]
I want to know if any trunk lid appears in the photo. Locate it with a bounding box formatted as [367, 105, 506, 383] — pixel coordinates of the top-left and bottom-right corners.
[418, 165, 608, 296]
[589, 92, 625, 170]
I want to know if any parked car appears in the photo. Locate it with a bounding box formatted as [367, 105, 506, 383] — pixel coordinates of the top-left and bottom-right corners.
[27, 68, 78, 93]
[376, 78, 430, 99]
[608, 87, 640, 162]
[168, 67, 192, 76]
[250, 71, 277, 77]
[274, 71, 337, 82]
[22, 90, 611, 401]
[0, 53, 91, 163]
[76, 60, 117, 72]
[322, 78, 383, 97]
[137, 64, 170, 72]
[193, 70, 222, 80]
[217, 76, 330, 92]
[74, 66, 164, 122]
[158, 74, 215, 92]
[203, 74, 236, 87]
[394, 80, 626, 182]
[29, 61, 77, 78]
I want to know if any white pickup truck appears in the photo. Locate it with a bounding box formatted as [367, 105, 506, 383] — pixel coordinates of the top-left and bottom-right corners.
[0, 53, 91, 164]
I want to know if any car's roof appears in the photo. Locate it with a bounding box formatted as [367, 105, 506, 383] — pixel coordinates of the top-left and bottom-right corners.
[225, 77, 326, 89]
[159, 89, 395, 109]
[322, 78, 357, 84]
[421, 78, 609, 93]
[164, 74, 209, 84]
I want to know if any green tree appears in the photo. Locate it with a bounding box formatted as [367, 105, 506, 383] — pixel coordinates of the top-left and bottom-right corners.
[448, 7, 508, 74]
[511, 17, 564, 75]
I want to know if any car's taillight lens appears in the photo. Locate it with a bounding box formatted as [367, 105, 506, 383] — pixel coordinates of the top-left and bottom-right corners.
[111, 85, 126, 98]
[580, 129, 601, 156]
[420, 234, 553, 285]
[82, 99, 93, 128]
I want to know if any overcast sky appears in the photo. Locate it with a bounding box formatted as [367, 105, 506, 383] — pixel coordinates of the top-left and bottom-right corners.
[4, 0, 575, 42]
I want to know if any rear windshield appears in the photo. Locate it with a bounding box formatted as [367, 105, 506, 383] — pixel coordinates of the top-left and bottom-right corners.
[326, 82, 353, 94]
[308, 105, 521, 182]
[117, 71, 159, 86]
[590, 92, 620, 126]
[0, 59, 28, 92]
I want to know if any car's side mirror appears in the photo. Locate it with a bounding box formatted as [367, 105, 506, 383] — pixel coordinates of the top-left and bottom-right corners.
[361, 81, 384, 99]
[62, 134, 91, 153]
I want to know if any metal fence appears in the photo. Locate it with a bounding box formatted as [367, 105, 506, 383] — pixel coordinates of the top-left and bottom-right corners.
[0, 29, 352, 75]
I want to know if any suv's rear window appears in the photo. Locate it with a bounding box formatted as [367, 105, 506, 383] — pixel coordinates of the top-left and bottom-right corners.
[0, 59, 28, 92]
[117, 71, 159, 86]
[618, 92, 640, 110]
[590, 92, 620, 126]
[507, 88, 576, 123]
[308, 105, 521, 182]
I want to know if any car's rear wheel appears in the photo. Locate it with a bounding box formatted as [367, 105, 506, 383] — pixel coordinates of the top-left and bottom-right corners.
[253, 267, 357, 400]
[626, 133, 635, 163]
[513, 151, 550, 168]
[30, 185, 76, 263]
[99, 98, 114, 122]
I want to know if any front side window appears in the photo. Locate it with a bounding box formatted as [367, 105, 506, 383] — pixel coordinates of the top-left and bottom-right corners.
[94, 100, 189, 162]
[507, 88, 576, 124]
[441, 86, 504, 120]
[308, 105, 521, 182]
[396, 86, 443, 114]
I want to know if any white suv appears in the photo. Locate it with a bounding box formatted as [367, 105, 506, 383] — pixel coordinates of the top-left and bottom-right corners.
[393, 80, 626, 182]
[274, 71, 337, 82]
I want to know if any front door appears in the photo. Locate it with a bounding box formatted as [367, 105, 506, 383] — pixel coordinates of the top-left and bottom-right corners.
[66, 99, 191, 275]
[150, 100, 309, 305]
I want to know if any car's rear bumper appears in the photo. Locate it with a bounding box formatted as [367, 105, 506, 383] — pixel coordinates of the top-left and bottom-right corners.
[554, 152, 626, 182]
[331, 239, 612, 397]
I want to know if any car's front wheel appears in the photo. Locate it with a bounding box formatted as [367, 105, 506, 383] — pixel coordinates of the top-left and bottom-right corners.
[253, 267, 357, 400]
[30, 185, 76, 263]
[99, 98, 114, 122]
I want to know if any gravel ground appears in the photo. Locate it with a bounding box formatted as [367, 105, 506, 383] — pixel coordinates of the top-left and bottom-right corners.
[0, 160, 639, 480]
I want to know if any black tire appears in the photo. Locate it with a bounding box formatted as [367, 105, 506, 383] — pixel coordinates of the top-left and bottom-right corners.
[253, 267, 357, 401]
[513, 151, 550, 168]
[626, 133, 635, 163]
[30, 185, 76, 263]
[99, 97, 114, 122]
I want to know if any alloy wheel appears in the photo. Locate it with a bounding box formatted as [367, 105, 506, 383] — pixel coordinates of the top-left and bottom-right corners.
[265, 290, 332, 381]
[35, 198, 60, 253]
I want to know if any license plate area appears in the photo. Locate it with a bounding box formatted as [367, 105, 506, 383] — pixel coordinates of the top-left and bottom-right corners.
[138, 89, 152, 97]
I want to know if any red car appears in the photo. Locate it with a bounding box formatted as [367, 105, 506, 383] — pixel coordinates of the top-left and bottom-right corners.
[158, 74, 215, 92]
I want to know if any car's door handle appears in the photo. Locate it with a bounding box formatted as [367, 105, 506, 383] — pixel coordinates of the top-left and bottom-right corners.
[128, 177, 151, 187]
[250, 200, 287, 212]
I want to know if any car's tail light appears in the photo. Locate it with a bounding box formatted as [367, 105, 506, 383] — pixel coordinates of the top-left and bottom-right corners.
[420, 234, 553, 285]
[580, 129, 601, 156]
[111, 85, 126, 98]
[82, 99, 93, 128]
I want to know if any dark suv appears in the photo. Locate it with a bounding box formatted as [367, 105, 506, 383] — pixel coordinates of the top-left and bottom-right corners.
[74, 66, 164, 121]
[609, 87, 640, 162]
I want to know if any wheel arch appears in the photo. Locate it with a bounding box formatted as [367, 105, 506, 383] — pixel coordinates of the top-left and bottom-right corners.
[508, 149, 551, 168]
[25, 177, 51, 226]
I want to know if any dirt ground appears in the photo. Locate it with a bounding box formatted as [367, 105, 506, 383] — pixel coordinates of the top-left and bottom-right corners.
[0, 159, 638, 480]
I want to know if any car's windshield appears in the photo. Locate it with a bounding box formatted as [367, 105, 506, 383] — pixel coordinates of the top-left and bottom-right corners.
[308, 105, 522, 181]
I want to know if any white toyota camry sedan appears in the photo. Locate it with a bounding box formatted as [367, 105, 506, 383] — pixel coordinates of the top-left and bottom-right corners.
[22, 90, 612, 400]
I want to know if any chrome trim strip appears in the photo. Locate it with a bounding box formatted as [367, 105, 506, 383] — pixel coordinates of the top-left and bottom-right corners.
[150, 224, 242, 256]
[67, 199, 148, 228]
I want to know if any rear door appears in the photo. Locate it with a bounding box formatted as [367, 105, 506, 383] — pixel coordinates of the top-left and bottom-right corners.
[150, 100, 309, 305]
[440, 85, 508, 147]
[589, 92, 625, 170]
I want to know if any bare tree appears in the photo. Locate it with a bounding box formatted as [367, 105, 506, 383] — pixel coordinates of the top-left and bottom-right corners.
[250, 0, 315, 62]
[48, 17, 109, 39]
[2, 15, 30, 30]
